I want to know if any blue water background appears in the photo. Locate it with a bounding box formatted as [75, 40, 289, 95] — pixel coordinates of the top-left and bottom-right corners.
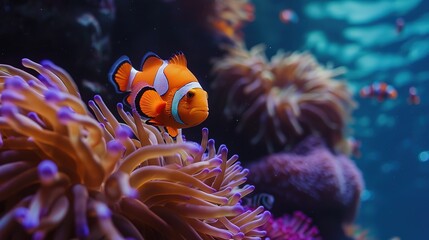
[1, 0, 428, 239]
[245, 0, 429, 239]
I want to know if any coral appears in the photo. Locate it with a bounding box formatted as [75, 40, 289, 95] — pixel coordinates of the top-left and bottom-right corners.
[0, 59, 270, 239]
[247, 136, 364, 239]
[263, 211, 320, 240]
[161, 0, 254, 43]
[211, 43, 356, 153]
[208, 0, 254, 42]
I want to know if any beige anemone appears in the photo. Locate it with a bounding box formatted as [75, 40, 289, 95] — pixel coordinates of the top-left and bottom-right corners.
[212, 43, 356, 152]
[208, 0, 254, 41]
[0, 59, 269, 239]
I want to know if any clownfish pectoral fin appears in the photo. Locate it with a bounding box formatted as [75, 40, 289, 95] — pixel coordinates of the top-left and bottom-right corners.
[135, 86, 166, 118]
[168, 52, 187, 67]
[109, 55, 134, 92]
[165, 126, 179, 137]
[140, 52, 163, 71]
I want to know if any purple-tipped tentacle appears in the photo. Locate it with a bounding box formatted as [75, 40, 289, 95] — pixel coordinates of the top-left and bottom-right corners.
[38, 160, 58, 184]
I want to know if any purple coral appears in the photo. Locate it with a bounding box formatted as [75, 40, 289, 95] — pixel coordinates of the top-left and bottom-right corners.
[247, 136, 364, 239]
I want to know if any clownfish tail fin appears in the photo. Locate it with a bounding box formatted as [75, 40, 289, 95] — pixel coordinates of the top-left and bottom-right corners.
[109, 55, 133, 92]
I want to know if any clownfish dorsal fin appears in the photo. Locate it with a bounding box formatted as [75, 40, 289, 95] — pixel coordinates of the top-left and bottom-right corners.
[168, 52, 187, 67]
[140, 52, 164, 71]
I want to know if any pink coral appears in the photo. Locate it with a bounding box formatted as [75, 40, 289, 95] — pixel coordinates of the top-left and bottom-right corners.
[263, 211, 320, 240]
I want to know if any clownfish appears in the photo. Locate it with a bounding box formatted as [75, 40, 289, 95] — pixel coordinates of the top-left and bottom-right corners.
[347, 137, 362, 159]
[396, 18, 405, 34]
[109, 52, 209, 137]
[408, 86, 420, 105]
[243, 193, 275, 210]
[279, 9, 299, 24]
[360, 82, 397, 101]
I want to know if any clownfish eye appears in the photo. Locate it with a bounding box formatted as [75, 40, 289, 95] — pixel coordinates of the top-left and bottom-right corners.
[187, 90, 195, 98]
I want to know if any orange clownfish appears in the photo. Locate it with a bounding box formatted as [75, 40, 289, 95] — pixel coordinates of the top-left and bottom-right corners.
[359, 82, 397, 101]
[396, 18, 405, 34]
[408, 86, 420, 105]
[279, 9, 299, 24]
[109, 52, 209, 137]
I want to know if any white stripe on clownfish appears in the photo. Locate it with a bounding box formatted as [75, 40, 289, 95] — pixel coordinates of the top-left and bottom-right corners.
[172, 81, 202, 124]
[127, 67, 138, 91]
[153, 61, 169, 96]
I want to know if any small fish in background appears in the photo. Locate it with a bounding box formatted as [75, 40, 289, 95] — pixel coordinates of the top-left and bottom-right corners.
[279, 9, 299, 24]
[243, 193, 275, 210]
[408, 86, 420, 105]
[243, 2, 255, 22]
[360, 82, 397, 101]
[109, 52, 209, 137]
[348, 137, 362, 159]
[395, 18, 405, 34]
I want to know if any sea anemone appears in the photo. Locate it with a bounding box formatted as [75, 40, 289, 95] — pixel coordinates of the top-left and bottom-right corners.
[208, 0, 254, 42]
[0, 59, 270, 239]
[212, 43, 356, 152]
[162, 0, 254, 43]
